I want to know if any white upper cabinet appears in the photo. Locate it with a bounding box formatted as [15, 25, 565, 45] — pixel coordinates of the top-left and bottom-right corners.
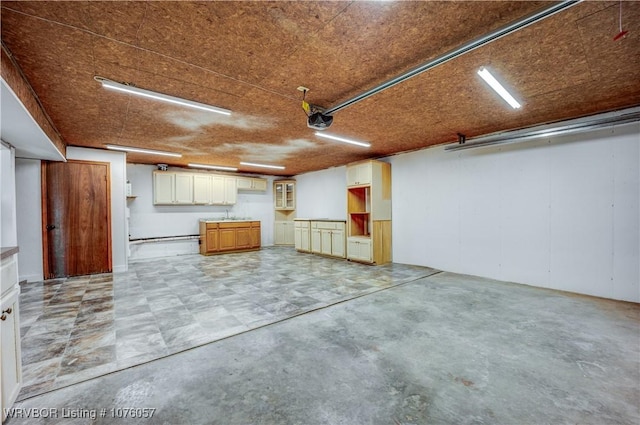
[193, 174, 211, 204]
[237, 177, 267, 191]
[174, 173, 194, 204]
[153, 172, 175, 205]
[346, 161, 372, 187]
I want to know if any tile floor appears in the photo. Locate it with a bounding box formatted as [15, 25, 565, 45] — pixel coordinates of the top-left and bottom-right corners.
[18, 247, 437, 400]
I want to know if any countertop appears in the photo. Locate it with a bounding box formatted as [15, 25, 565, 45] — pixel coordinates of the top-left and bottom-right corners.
[1, 246, 19, 260]
[294, 218, 347, 222]
[199, 219, 257, 223]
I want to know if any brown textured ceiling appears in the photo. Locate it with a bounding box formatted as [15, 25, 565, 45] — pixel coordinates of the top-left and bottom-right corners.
[1, 1, 639, 176]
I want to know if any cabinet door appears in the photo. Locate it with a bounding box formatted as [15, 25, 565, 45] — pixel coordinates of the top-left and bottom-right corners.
[219, 229, 236, 251]
[274, 222, 285, 245]
[321, 229, 332, 255]
[1, 291, 21, 421]
[252, 179, 267, 191]
[236, 177, 252, 190]
[347, 238, 372, 262]
[300, 227, 310, 251]
[294, 227, 302, 250]
[347, 162, 372, 186]
[311, 228, 322, 253]
[284, 222, 295, 244]
[285, 182, 295, 209]
[154, 172, 175, 204]
[206, 229, 219, 253]
[193, 174, 211, 204]
[174, 174, 194, 204]
[224, 177, 237, 205]
[236, 228, 252, 248]
[211, 176, 225, 204]
[251, 225, 261, 248]
[331, 230, 345, 258]
[274, 183, 284, 209]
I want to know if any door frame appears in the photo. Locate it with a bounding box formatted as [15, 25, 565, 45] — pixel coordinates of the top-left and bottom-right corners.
[41, 159, 112, 279]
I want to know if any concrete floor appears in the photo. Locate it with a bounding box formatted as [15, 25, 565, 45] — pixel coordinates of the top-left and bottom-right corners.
[6, 271, 639, 424]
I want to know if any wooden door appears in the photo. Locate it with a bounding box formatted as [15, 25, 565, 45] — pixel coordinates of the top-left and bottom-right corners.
[42, 160, 112, 278]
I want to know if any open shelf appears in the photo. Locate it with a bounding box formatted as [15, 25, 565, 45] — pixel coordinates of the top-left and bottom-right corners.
[347, 186, 370, 214]
[349, 213, 370, 237]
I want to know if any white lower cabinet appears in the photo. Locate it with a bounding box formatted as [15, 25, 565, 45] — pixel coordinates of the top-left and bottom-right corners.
[347, 237, 372, 263]
[1, 250, 22, 422]
[309, 221, 345, 258]
[294, 221, 310, 252]
[274, 221, 295, 245]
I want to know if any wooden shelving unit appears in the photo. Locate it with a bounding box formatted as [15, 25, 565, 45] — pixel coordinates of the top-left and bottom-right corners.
[346, 160, 391, 265]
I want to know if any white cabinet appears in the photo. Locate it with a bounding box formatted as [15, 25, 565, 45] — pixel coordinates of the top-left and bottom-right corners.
[310, 226, 322, 253]
[237, 177, 267, 191]
[154, 171, 239, 205]
[153, 172, 175, 204]
[274, 221, 295, 245]
[310, 221, 346, 258]
[347, 161, 372, 187]
[212, 176, 237, 205]
[1, 249, 21, 422]
[193, 174, 211, 204]
[153, 172, 193, 204]
[347, 237, 372, 263]
[294, 220, 310, 252]
[274, 180, 295, 210]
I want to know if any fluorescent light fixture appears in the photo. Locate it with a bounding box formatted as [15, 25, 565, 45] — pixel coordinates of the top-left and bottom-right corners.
[240, 161, 285, 170]
[314, 132, 371, 148]
[188, 163, 238, 172]
[105, 144, 182, 157]
[95, 76, 231, 115]
[477, 67, 521, 109]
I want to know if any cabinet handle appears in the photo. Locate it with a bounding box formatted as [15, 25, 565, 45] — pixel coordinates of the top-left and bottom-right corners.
[2, 307, 12, 315]
[1, 314, 5, 321]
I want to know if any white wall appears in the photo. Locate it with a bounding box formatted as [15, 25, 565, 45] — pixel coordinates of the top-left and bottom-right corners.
[66, 147, 128, 273]
[127, 164, 275, 260]
[0, 143, 17, 248]
[15, 158, 43, 282]
[389, 122, 640, 302]
[296, 166, 347, 220]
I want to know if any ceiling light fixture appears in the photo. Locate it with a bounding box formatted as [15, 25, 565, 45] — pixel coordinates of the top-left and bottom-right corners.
[314, 132, 371, 148]
[94, 76, 231, 115]
[240, 162, 285, 170]
[477, 67, 521, 109]
[105, 144, 182, 157]
[188, 163, 238, 172]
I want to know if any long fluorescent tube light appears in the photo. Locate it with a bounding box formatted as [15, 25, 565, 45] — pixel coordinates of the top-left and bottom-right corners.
[314, 132, 371, 148]
[477, 67, 521, 109]
[95, 76, 231, 115]
[240, 162, 285, 170]
[188, 163, 238, 172]
[105, 144, 182, 157]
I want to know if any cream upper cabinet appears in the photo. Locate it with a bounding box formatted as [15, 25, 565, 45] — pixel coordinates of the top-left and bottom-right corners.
[346, 161, 372, 187]
[274, 180, 295, 210]
[224, 177, 237, 205]
[237, 177, 267, 191]
[193, 174, 211, 204]
[211, 175, 237, 205]
[154, 172, 193, 204]
[174, 174, 194, 204]
[153, 172, 175, 204]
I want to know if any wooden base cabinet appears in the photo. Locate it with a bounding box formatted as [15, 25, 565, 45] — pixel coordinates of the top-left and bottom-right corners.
[199, 221, 260, 255]
[347, 237, 372, 263]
